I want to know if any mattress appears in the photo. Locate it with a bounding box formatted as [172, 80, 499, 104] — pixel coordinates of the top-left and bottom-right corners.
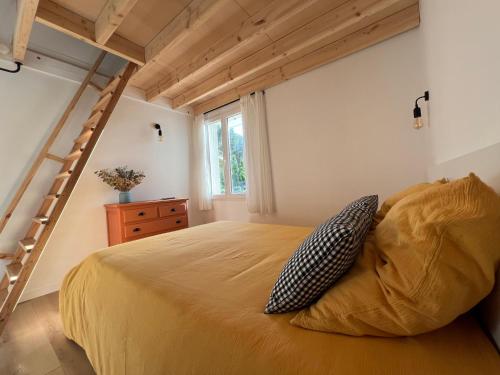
[60, 221, 500, 374]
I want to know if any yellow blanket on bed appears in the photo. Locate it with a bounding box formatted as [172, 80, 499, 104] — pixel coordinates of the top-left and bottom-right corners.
[60, 221, 500, 375]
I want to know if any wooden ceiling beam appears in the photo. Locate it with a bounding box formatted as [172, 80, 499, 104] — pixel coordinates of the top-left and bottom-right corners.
[13, 0, 40, 61]
[35, 0, 145, 65]
[174, 0, 417, 109]
[144, 0, 348, 102]
[95, 0, 139, 44]
[193, 3, 419, 115]
[130, 0, 228, 80]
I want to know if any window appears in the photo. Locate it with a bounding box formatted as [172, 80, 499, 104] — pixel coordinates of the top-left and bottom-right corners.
[206, 106, 246, 196]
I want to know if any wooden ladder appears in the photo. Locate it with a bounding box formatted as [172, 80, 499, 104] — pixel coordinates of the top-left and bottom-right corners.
[0, 52, 137, 335]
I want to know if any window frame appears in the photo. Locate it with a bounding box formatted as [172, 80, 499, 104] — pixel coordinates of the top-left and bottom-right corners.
[204, 102, 246, 199]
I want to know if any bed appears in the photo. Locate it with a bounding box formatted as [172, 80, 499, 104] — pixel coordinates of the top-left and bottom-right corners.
[60, 221, 499, 374]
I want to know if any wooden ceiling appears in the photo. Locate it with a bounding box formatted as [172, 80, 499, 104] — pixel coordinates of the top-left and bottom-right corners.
[14, 0, 420, 114]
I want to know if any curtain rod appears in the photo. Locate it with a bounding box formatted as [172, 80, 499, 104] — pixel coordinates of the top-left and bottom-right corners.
[203, 91, 264, 115]
[204, 98, 240, 115]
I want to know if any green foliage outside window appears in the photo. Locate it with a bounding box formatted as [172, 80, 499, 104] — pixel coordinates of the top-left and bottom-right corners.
[229, 125, 246, 193]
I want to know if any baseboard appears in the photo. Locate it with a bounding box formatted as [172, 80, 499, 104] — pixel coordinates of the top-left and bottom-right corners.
[19, 282, 60, 303]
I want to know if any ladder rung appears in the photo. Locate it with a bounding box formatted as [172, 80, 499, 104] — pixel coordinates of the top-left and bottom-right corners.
[46, 194, 60, 200]
[45, 153, 65, 163]
[83, 110, 103, 129]
[88, 81, 104, 91]
[92, 92, 112, 113]
[6, 263, 22, 284]
[74, 129, 93, 144]
[19, 238, 36, 253]
[55, 170, 72, 179]
[65, 149, 83, 161]
[33, 216, 49, 224]
[101, 75, 122, 97]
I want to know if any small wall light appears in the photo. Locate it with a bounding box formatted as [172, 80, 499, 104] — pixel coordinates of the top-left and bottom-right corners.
[413, 91, 429, 129]
[153, 123, 164, 142]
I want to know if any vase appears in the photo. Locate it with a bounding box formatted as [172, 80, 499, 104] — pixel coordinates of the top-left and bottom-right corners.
[119, 191, 131, 204]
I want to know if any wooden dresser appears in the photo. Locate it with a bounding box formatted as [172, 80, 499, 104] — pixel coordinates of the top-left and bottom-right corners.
[104, 199, 188, 246]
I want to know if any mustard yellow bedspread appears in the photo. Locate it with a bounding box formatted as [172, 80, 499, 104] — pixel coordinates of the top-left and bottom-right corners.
[60, 221, 500, 375]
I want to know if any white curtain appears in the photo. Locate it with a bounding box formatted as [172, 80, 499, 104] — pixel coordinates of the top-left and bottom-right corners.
[193, 114, 213, 210]
[241, 91, 275, 214]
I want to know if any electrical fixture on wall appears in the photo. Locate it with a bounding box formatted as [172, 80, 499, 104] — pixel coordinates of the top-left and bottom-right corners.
[0, 42, 22, 74]
[0, 61, 22, 73]
[413, 91, 429, 130]
[153, 123, 164, 142]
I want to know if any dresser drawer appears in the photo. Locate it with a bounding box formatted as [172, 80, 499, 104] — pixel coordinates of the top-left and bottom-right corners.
[169, 215, 188, 228]
[159, 202, 187, 217]
[123, 206, 158, 223]
[124, 216, 188, 239]
[125, 219, 168, 238]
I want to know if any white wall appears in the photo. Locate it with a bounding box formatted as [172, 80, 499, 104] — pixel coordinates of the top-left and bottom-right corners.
[0, 63, 196, 301]
[210, 29, 429, 226]
[419, 0, 500, 166]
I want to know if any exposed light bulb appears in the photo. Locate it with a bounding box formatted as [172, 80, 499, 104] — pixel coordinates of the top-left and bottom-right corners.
[412, 91, 429, 130]
[158, 134, 164, 142]
[413, 117, 424, 129]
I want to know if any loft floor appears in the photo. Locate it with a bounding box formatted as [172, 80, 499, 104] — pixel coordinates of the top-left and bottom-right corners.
[0, 292, 94, 375]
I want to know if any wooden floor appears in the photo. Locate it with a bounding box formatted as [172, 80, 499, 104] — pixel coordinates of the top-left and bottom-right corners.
[0, 292, 95, 375]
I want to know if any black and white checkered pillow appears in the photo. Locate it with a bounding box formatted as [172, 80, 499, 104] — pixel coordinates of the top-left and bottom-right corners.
[265, 195, 378, 314]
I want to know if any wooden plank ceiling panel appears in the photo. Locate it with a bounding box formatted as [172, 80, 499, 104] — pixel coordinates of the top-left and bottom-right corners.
[115, 0, 191, 46]
[130, 0, 246, 89]
[144, 0, 347, 101]
[51, 0, 106, 20]
[24, 0, 420, 113]
[35, 0, 145, 65]
[95, 0, 140, 44]
[163, 0, 358, 105]
[51, 0, 191, 48]
[133, 0, 248, 88]
[172, 0, 418, 109]
[193, 3, 420, 115]
[233, 0, 274, 17]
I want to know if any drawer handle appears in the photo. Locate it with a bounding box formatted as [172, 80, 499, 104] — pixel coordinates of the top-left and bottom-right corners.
[138, 211, 145, 216]
[170, 208, 176, 212]
[176, 220, 181, 224]
[133, 227, 141, 232]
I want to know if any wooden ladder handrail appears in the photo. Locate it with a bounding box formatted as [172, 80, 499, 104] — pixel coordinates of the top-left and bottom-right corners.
[0, 51, 107, 236]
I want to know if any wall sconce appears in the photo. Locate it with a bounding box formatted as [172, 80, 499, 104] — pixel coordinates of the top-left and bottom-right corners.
[413, 91, 429, 129]
[153, 123, 163, 142]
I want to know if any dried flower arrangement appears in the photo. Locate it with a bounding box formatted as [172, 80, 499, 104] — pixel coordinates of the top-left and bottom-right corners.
[95, 166, 145, 192]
